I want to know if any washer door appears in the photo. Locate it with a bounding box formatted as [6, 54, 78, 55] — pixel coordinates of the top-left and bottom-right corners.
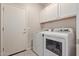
[44, 35, 66, 56]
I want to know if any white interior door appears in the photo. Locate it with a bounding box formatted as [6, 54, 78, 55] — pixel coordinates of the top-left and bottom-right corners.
[3, 5, 26, 56]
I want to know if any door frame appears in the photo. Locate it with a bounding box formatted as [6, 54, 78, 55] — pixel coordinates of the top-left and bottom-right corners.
[1, 3, 4, 56]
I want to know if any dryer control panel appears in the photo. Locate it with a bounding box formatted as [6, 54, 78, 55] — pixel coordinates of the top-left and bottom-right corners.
[53, 28, 73, 33]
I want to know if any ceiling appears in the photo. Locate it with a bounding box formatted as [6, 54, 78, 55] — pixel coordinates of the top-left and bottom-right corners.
[4, 3, 51, 8]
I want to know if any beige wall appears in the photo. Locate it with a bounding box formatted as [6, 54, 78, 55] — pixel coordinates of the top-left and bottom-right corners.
[26, 4, 42, 49]
[41, 17, 76, 33]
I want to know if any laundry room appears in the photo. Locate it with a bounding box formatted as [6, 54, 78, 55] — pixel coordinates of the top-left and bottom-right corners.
[0, 3, 79, 56]
[33, 3, 77, 56]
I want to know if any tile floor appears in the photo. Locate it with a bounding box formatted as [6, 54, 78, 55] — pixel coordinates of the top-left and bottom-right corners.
[13, 50, 37, 56]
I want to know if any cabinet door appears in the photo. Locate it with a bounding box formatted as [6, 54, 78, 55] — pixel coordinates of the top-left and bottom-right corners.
[40, 4, 58, 23]
[59, 3, 77, 18]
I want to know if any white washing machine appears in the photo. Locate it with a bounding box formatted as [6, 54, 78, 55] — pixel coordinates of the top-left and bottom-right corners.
[43, 28, 76, 56]
[33, 31, 51, 56]
[33, 32, 44, 56]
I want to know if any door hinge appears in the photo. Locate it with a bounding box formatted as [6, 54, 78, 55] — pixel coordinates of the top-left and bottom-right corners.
[3, 48, 4, 52]
[2, 27, 4, 32]
[3, 7, 4, 11]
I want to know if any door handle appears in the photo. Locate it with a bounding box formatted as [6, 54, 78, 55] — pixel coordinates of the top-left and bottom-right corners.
[23, 32, 26, 34]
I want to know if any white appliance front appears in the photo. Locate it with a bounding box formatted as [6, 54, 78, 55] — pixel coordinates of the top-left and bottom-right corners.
[44, 35, 66, 56]
[33, 32, 44, 56]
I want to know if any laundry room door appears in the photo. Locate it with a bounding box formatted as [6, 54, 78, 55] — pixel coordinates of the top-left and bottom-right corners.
[3, 5, 26, 56]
